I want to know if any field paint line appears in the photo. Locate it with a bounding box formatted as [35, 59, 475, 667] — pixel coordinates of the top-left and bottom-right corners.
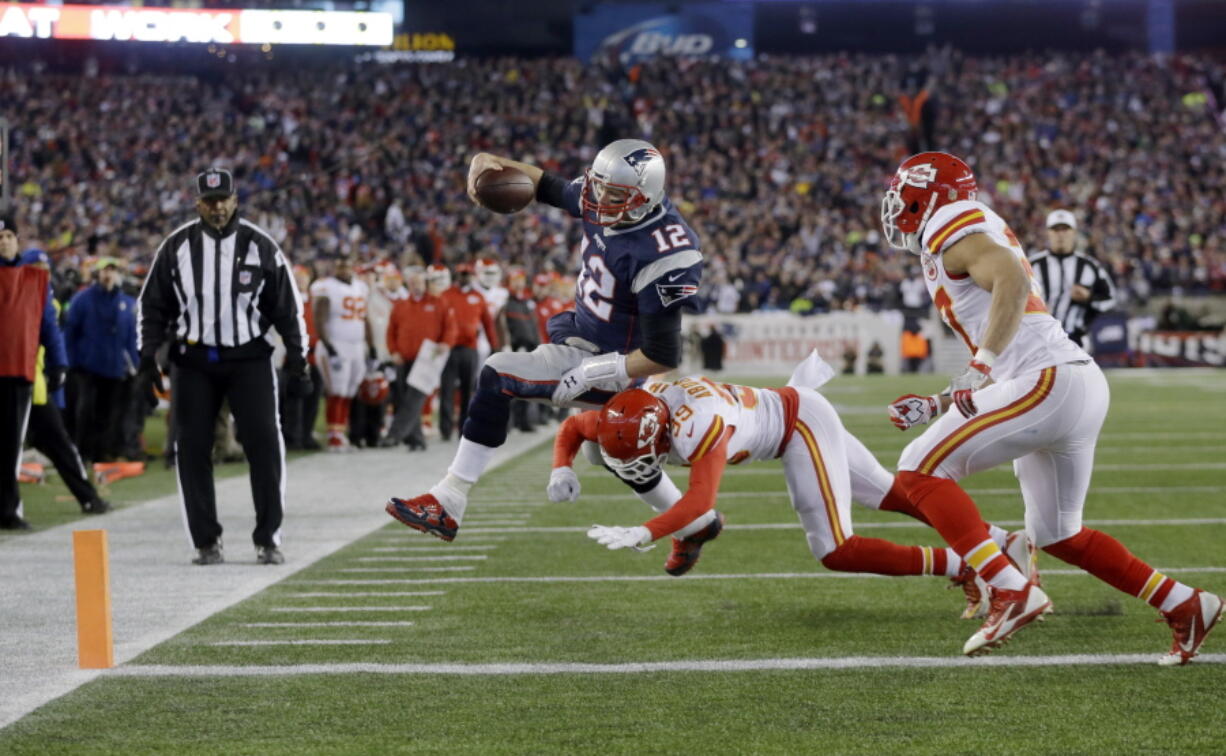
[338, 566, 476, 573]
[112, 653, 1226, 677]
[712, 463, 1226, 476]
[353, 555, 488, 562]
[239, 622, 416, 628]
[368, 546, 496, 553]
[207, 640, 393, 647]
[455, 518, 1226, 536]
[288, 567, 1226, 586]
[282, 592, 446, 598]
[268, 606, 433, 612]
[448, 520, 537, 526]
[487, 485, 1223, 504]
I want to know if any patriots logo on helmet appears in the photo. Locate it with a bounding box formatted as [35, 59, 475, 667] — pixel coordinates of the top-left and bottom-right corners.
[623, 147, 661, 177]
[656, 282, 698, 307]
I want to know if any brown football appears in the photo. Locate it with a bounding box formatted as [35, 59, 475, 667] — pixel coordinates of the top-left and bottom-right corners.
[474, 166, 535, 214]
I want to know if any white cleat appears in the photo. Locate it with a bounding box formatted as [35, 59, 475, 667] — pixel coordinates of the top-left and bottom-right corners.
[1158, 590, 1223, 667]
[1004, 530, 1051, 615]
[963, 581, 1052, 657]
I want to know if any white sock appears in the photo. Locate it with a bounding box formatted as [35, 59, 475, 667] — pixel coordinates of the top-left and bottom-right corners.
[943, 548, 963, 577]
[1159, 582, 1196, 613]
[988, 524, 1008, 549]
[636, 472, 683, 513]
[431, 438, 497, 523]
[673, 510, 717, 540]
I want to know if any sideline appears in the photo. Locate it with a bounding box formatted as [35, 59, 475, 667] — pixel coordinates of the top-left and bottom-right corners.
[0, 428, 552, 731]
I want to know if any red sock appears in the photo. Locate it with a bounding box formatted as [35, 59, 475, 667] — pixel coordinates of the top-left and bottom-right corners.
[878, 477, 932, 526]
[820, 535, 928, 576]
[896, 471, 1015, 583]
[326, 396, 345, 429]
[1044, 527, 1175, 608]
[339, 397, 352, 427]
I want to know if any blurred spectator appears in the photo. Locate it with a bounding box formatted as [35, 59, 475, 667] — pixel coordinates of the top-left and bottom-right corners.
[866, 342, 885, 374]
[63, 257, 138, 463]
[901, 318, 931, 374]
[499, 267, 541, 433]
[438, 263, 497, 442]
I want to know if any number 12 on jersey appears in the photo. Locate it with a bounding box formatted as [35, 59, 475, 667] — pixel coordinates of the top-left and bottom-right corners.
[578, 254, 615, 321]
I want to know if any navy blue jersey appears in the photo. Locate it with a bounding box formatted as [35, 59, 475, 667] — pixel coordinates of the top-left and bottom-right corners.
[547, 177, 703, 354]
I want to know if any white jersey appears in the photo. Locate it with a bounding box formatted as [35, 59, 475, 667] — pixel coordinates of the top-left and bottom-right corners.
[310, 276, 369, 344]
[918, 200, 1088, 380]
[644, 376, 796, 466]
[473, 283, 509, 318]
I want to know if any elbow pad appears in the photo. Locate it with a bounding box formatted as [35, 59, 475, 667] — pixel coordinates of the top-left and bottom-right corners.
[639, 310, 682, 368]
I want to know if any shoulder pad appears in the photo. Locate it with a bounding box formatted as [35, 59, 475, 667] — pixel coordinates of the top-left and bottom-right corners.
[922, 200, 992, 256]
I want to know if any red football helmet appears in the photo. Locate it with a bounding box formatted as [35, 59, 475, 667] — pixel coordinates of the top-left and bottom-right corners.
[596, 389, 671, 485]
[881, 152, 979, 254]
[358, 372, 390, 406]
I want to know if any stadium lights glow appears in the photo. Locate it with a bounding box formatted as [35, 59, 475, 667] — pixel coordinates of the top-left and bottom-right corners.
[0, 3, 394, 46]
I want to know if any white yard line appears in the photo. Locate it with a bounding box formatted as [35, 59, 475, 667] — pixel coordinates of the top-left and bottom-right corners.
[352, 555, 488, 562]
[268, 606, 433, 612]
[239, 622, 415, 628]
[368, 546, 496, 553]
[337, 566, 476, 573]
[208, 640, 392, 647]
[712, 463, 1226, 476]
[110, 653, 1226, 677]
[282, 592, 445, 598]
[491, 485, 1223, 503]
[290, 566, 1226, 586]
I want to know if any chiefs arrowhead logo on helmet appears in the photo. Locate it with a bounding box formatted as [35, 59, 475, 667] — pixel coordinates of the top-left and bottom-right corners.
[597, 388, 670, 485]
[881, 152, 978, 255]
[358, 373, 390, 406]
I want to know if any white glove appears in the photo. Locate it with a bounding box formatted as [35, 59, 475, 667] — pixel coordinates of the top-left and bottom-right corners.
[887, 394, 941, 431]
[547, 466, 581, 503]
[586, 524, 654, 552]
[552, 352, 629, 406]
[949, 350, 996, 417]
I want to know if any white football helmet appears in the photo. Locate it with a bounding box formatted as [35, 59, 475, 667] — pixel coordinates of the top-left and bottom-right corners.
[583, 139, 667, 227]
[475, 257, 502, 289]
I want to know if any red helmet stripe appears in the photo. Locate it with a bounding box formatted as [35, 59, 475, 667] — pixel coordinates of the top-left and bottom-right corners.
[927, 209, 986, 254]
[687, 416, 728, 463]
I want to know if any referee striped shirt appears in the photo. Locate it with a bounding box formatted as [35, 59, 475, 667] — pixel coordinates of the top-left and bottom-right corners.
[1028, 249, 1116, 346]
[137, 214, 308, 364]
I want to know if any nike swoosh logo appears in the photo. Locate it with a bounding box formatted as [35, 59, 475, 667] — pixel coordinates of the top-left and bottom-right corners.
[668, 272, 686, 282]
[1180, 624, 1197, 654]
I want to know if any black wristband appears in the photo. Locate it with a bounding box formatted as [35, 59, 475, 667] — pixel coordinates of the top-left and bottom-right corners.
[639, 310, 682, 368]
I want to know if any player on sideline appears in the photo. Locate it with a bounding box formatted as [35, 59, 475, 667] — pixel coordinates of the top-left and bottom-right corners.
[881, 151, 1221, 662]
[311, 255, 376, 452]
[386, 139, 703, 542]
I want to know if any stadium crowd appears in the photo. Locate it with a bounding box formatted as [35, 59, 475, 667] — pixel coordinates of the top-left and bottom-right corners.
[4, 48, 1224, 317]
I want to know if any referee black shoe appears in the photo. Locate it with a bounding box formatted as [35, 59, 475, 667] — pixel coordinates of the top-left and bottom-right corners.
[0, 515, 32, 531]
[256, 546, 285, 565]
[81, 498, 112, 515]
[192, 542, 224, 565]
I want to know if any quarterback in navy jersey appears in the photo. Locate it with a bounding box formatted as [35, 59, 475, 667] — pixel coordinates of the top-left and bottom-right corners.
[386, 139, 704, 543]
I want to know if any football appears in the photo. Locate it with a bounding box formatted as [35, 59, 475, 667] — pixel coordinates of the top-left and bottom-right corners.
[474, 166, 535, 214]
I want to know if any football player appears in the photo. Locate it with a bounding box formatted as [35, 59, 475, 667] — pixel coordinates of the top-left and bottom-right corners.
[311, 255, 377, 452]
[571, 375, 974, 591]
[472, 256, 509, 369]
[882, 152, 1221, 662]
[387, 139, 703, 543]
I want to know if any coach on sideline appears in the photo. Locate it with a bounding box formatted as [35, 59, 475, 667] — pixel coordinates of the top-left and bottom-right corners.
[138, 169, 312, 565]
[1029, 209, 1117, 348]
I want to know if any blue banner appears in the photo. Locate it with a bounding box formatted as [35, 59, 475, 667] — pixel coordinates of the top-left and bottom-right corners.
[575, 3, 753, 64]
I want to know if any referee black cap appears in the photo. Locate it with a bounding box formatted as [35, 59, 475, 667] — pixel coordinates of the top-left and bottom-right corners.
[195, 168, 235, 199]
[0, 212, 16, 234]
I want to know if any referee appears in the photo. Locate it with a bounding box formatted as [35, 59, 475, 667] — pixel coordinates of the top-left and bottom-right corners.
[1029, 209, 1117, 348]
[138, 169, 312, 565]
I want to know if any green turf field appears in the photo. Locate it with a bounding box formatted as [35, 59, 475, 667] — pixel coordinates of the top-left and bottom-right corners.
[2, 370, 1223, 754]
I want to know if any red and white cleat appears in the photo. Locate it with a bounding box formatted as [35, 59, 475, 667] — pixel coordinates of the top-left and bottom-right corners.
[949, 563, 988, 619]
[1158, 589, 1223, 667]
[963, 581, 1052, 656]
[386, 493, 459, 542]
[664, 511, 725, 577]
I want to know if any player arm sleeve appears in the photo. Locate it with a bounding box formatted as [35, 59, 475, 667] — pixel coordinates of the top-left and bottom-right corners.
[536, 173, 583, 218]
[638, 310, 683, 368]
[136, 241, 178, 360]
[553, 411, 600, 468]
[261, 248, 309, 368]
[641, 431, 729, 540]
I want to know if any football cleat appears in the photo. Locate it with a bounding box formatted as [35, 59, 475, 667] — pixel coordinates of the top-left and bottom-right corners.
[664, 511, 725, 577]
[963, 581, 1052, 657]
[1157, 589, 1223, 667]
[1004, 529, 1041, 586]
[386, 494, 458, 542]
[949, 563, 988, 619]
